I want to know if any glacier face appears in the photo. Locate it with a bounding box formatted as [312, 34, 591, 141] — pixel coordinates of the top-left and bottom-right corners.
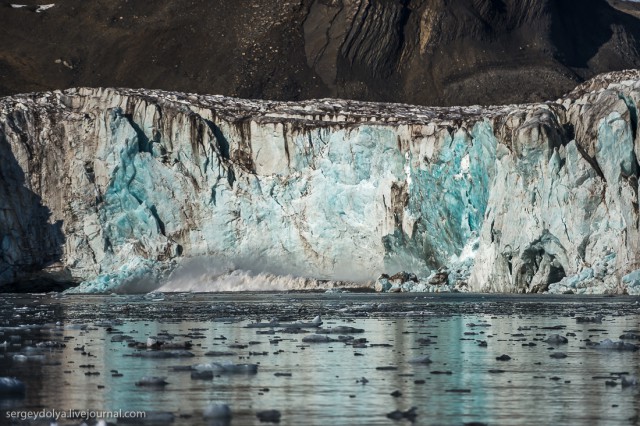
[0, 71, 639, 294]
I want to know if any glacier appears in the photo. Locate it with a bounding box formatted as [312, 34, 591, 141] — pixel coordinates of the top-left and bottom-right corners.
[0, 70, 639, 294]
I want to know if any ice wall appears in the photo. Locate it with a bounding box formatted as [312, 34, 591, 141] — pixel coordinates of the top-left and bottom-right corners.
[0, 70, 639, 294]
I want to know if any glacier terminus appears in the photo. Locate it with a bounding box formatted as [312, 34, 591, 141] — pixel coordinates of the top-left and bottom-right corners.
[0, 71, 639, 294]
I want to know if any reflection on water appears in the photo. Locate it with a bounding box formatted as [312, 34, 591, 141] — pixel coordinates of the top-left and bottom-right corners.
[0, 293, 639, 425]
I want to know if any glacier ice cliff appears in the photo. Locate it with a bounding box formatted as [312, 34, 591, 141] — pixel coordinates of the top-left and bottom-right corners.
[0, 71, 639, 294]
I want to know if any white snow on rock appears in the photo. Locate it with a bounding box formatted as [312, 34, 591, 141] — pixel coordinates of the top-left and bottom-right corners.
[10, 3, 55, 11]
[35, 4, 54, 12]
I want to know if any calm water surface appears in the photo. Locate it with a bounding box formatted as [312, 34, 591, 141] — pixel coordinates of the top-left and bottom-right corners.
[0, 293, 639, 425]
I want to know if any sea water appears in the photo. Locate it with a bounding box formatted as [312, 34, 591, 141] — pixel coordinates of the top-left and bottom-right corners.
[0, 293, 638, 425]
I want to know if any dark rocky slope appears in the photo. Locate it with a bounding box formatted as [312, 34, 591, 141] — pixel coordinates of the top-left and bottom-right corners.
[1, 0, 639, 106]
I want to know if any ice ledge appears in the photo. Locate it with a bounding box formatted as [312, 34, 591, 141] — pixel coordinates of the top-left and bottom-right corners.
[2, 69, 637, 127]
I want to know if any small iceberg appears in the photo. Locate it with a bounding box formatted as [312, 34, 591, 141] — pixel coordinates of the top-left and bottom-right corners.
[291, 315, 323, 328]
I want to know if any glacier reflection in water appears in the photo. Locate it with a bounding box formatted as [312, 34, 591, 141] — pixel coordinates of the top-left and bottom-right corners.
[0, 293, 639, 425]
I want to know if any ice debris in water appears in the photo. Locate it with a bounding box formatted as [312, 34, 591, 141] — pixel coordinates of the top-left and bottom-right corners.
[375, 268, 470, 294]
[0, 377, 26, 395]
[246, 318, 280, 328]
[127, 350, 194, 358]
[145, 292, 165, 301]
[133, 412, 175, 423]
[622, 375, 638, 387]
[256, 409, 281, 423]
[194, 362, 258, 374]
[408, 355, 432, 364]
[135, 376, 169, 386]
[316, 326, 364, 334]
[283, 315, 323, 328]
[301, 334, 336, 343]
[576, 315, 604, 324]
[387, 407, 418, 421]
[545, 334, 568, 344]
[590, 339, 639, 351]
[203, 403, 232, 419]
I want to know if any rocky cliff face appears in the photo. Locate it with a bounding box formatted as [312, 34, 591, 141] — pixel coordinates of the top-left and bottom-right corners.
[0, 70, 639, 294]
[1, 0, 640, 106]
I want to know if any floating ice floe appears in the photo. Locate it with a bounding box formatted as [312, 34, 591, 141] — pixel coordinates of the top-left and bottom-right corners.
[246, 316, 323, 330]
[35, 341, 65, 348]
[127, 350, 194, 358]
[301, 334, 336, 343]
[204, 403, 232, 419]
[246, 319, 280, 328]
[281, 315, 324, 329]
[545, 334, 568, 344]
[589, 339, 639, 351]
[135, 376, 168, 386]
[194, 362, 258, 374]
[387, 407, 417, 421]
[575, 315, 604, 324]
[310, 315, 322, 326]
[145, 292, 165, 301]
[408, 355, 432, 364]
[191, 370, 213, 380]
